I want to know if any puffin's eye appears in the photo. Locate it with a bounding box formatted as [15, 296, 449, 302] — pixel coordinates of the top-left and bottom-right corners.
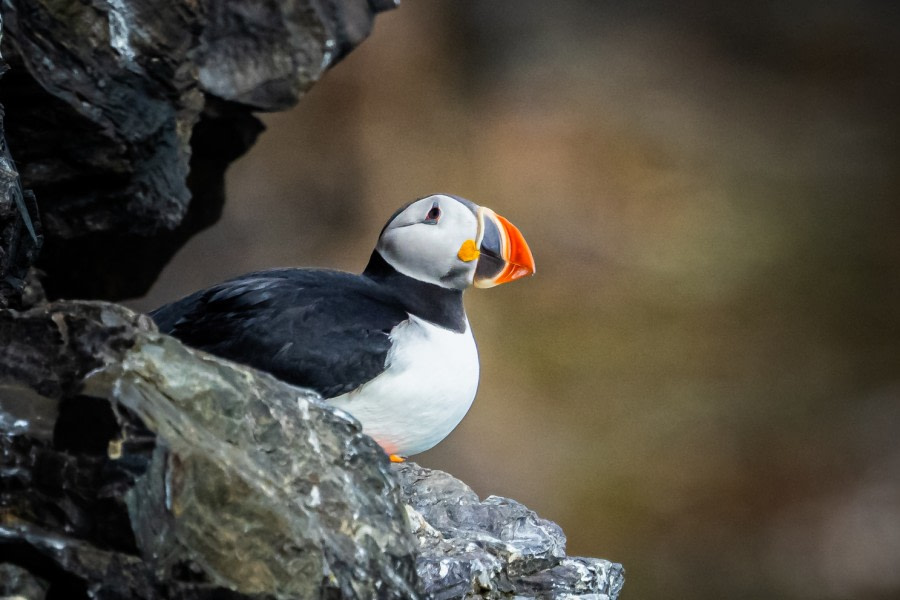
[424, 203, 441, 224]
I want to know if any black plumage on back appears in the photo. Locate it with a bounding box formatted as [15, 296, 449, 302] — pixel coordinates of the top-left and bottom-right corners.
[151, 268, 410, 398]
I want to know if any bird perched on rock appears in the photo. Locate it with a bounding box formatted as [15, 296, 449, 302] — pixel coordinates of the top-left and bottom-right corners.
[151, 194, 535, 461]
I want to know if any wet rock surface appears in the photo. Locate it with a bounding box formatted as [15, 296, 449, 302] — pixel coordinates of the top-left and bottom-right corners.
[0, 36, 42, 310]
[0, 3, 626, 597]
[395, 463, 625, 600]
[0, 563, 48, 599]
[0, 300, 419, 598]
[0, 0, 394, 300]
[0, 300, 624, 598]
[0, 113, 41, 309]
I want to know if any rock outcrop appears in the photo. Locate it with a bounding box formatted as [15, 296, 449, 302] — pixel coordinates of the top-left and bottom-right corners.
[0, 300, 419, 598]
[0, 2, 625, 597]
[396, 463, 625, 599]
[0, 300, 625, 598]
[0, 45, 42, 310]
[0, 0, 397, 300]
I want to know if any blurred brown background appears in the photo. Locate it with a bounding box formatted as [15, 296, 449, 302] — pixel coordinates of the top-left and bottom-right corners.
[129, 2, 900, 598]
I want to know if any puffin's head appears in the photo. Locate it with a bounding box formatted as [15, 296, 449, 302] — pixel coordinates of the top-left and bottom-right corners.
[374, 194, 535, 290]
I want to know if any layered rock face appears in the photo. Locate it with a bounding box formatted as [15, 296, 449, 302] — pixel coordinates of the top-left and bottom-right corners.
[0, 301, 419, 598]
[396, 462, 625, 599]
[0, 301, 624, 599]
[0, 0, 397, 300]
[0, 1, 624, 597]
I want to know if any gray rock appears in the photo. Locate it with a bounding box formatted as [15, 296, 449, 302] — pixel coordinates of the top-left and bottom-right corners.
[0, 111, 41, 309]
[0, 23, 42, 309]
[0, 0, 395, 300]
[0, 300, 419, 598]
[197, 0, 395, 111]
[0, 300, 623, 598]
[0, 563, 48, 600]
[394, 463, 625, 600]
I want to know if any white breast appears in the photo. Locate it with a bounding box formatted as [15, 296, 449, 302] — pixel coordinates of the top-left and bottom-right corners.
[328, 315, 479, 456]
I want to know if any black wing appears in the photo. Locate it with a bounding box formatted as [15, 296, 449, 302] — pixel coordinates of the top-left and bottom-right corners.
[150, 269, 409, 398]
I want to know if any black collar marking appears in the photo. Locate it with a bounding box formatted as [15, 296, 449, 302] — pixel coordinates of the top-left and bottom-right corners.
[363, 251, 467, 333]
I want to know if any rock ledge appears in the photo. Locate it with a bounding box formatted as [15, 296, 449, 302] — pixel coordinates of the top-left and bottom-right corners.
[0, 300, 624, 599]
[395, 462, 625, 599]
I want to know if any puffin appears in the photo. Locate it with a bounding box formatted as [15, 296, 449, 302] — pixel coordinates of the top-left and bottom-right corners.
[150, 194, 535, 461]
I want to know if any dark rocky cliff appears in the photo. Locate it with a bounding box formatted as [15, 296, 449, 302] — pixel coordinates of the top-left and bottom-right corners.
[0, 0, 395, 301]
[0, 301, 624, 598]
[0, 2, 624, 597]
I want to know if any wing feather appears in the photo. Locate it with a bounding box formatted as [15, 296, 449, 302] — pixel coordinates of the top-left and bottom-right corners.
[150, 269, 408, 398]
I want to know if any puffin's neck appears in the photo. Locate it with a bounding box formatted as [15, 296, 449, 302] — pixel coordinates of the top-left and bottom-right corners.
[363, 251, 467, 333]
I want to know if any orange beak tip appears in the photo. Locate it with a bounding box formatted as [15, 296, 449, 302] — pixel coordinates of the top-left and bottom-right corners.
[496, 215, 536, 284]
[473, 208, 535, 287]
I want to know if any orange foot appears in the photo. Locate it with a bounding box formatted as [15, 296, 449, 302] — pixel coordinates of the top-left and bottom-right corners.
[389, 454, 406, 463]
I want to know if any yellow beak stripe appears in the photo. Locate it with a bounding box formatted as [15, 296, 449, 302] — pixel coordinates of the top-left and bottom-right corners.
[457, 239, 480, 262]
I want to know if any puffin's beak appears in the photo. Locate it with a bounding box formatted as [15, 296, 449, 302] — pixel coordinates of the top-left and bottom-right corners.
[473, 208, 536, 288]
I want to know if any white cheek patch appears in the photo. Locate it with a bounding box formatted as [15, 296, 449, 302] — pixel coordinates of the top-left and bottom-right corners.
[379, 228, 444, 285]
[377, 199, 481, 289]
